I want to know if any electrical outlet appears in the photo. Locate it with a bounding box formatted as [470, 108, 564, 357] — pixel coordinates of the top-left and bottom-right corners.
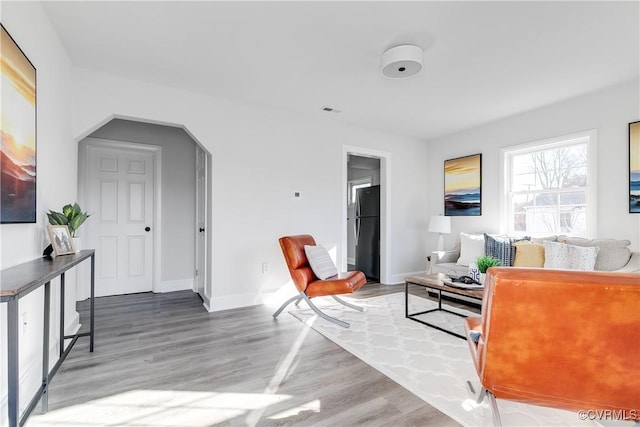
[262, 262, 270, 274]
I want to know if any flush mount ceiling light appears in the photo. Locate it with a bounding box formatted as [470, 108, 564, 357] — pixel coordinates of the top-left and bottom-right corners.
[381, 44, 423, 78]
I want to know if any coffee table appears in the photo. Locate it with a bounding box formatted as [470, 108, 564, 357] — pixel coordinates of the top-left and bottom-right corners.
[404, 272, 483, 339]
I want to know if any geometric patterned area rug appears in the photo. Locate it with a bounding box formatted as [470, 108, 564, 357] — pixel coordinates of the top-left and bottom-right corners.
[289, 293, 598, 427]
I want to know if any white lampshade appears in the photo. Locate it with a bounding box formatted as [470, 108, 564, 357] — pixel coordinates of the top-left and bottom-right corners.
[428, 215, 451, 234]
[428, 215, 451, 252]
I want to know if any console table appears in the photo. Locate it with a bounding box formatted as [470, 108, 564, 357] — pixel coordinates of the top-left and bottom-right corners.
[0, 250, 95, 427]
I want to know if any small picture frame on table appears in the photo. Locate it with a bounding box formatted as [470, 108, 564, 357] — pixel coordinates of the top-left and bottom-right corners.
[47, 225, 75, 256]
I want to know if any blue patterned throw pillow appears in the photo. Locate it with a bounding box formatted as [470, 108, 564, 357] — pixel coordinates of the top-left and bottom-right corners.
[484, 234, 530, 267]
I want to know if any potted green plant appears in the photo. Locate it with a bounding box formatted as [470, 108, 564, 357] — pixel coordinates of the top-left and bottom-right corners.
[476, 255, 502, 273]
[47, 203, 91, 252]
[476, 255, 502, 284]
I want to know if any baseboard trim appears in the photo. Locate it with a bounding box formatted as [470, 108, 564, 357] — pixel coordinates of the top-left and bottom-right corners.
[206, 289, 278, 313]
[67, 311, 80, 336]
[201, 293, 212, 312]
[155, 278, 194, 293]
[0, 315, 82, 421]
[388, 270, 427, 285]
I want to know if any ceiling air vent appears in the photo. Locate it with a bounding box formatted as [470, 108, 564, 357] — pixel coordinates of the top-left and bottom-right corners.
[322, 106, 341, 113]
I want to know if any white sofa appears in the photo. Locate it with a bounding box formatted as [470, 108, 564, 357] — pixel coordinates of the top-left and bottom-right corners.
[430, 233, 640, 277]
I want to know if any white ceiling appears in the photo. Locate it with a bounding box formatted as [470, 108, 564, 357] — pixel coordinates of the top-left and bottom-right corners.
[42, 1, 639, 141]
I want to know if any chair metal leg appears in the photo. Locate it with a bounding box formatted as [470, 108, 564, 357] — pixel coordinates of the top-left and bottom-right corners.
[466, 381, 502, 426]
[466, 380, 484, 403]
[272, 295, 303, 319]
[301, 294, 350, 328]
[487, 392, 502, 427]
[274, 293, 357, 328]
[332, 295, 364, 312]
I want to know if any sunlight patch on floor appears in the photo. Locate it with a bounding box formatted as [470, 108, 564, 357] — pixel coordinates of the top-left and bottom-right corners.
[263, 279, 298, 309]
[245, 318, 316, 426]
[27, 390, 292, 427]
[28, 294, 325, 427]
[269, 399, 321, 420]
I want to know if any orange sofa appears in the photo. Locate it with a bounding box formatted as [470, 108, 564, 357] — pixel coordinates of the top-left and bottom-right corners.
[465, 267, 640, 422]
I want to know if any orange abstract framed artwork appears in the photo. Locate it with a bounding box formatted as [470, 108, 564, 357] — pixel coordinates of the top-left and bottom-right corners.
[1, 24, 36, 223]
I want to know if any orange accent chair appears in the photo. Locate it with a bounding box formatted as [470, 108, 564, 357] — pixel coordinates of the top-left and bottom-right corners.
[465, 267, 640, 425]
[273, 235, 367, 328]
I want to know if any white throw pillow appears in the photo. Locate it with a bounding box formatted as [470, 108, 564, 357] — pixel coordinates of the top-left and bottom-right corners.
[304, 245, 338, 280]
[456, 232, 485, 266]
[556, 236, 632, 271]
[543, 241, 599, 271]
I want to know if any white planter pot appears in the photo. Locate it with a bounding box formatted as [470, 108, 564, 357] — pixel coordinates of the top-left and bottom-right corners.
[479, 272, 486, 285]
[71, 237, 81, 253]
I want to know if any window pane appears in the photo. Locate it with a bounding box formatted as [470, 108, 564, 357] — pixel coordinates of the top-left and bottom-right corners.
[560, 166, 587, 188]
[511, 190, 588, 234]
[512, 142, 587, 191]
[526, 192, 558, 234]
[533, 192, 557, 207]
[511, 194, 529, 232]
[505, 135, 591, 236]
[512, 154, 534, 171]
[559, 191, 587, 234]
[512, 172, 536, 192]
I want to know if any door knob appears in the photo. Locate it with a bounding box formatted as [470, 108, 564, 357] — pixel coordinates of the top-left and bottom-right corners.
[199, 227, 205, 232]
[145, 226, 151, 232]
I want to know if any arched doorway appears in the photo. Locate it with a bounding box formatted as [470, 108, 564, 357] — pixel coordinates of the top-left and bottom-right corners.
[77, 118, 212, 308]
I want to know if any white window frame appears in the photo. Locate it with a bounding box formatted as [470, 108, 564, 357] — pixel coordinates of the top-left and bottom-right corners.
[499, 130, 597, 238]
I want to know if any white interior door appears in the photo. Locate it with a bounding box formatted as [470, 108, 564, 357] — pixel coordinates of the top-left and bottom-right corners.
[195, 146, 207, 299]
[85, 143, 155, 297]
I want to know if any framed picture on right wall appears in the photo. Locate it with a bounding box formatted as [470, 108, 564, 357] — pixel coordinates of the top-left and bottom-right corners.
[630, 121, 640, 213]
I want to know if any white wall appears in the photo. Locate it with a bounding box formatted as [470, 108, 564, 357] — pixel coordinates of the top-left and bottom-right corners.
[0, 2, 79, 425]
[71, 68, 430, 310]
[426, 78, 640, 252]
[87, 119, 197, 292]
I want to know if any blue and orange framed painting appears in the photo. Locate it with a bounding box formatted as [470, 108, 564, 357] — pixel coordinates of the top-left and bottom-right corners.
[444, 153, 481, 216]
[1, 23, 37, 223]
[630, 121, 640, 213]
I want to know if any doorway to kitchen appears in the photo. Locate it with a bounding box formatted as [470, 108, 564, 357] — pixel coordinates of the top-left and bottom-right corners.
[342, 146, 391, 284]
[347, 155, 380, 281]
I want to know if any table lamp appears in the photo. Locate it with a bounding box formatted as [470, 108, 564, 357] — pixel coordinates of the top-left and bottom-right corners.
[428, 215, 451, 251]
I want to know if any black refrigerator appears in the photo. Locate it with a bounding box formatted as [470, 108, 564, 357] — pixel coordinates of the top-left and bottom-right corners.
[355, 185, 380, 281]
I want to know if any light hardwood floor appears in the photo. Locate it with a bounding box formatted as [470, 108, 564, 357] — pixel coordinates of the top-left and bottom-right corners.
[27, 284, 467, 427]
